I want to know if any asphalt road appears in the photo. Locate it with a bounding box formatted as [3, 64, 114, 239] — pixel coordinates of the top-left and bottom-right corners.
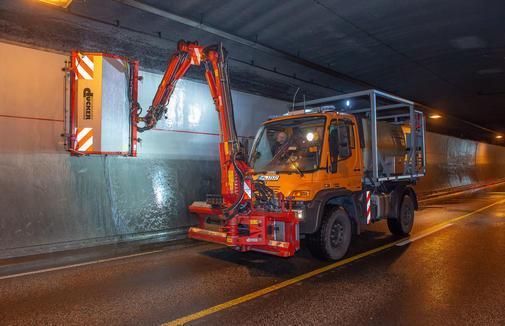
[1, 185, 505, 325]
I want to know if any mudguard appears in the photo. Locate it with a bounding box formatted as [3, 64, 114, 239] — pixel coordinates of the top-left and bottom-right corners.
[300, 188, 360, 234]
[389, 184, 418, 219]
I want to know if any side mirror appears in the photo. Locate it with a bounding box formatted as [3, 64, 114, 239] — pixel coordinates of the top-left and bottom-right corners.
[328, 129, 339, 173]
[337, 124, 351, 159]
[329, 129, 339, 156]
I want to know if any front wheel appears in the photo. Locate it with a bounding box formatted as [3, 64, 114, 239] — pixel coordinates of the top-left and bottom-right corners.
[307, 207, 352, 260]
[387, 194, 415, 235]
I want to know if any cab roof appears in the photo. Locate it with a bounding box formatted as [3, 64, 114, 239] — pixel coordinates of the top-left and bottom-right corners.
[264, 108, 353, 125]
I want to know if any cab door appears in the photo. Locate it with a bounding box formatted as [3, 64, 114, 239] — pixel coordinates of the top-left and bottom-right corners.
[328, 117, 362, 191]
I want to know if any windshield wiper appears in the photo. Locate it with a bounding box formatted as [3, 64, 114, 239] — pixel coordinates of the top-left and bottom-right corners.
[289, 158, 304, 177]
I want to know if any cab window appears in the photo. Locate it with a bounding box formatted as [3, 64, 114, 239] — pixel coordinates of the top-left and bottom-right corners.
[329, 119, 355, 161]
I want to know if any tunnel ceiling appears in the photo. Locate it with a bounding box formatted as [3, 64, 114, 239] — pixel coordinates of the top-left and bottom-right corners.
[1, 0, 504, 142]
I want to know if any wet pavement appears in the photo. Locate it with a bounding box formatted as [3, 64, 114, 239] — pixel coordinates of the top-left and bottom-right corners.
[1, 185, 505, 325]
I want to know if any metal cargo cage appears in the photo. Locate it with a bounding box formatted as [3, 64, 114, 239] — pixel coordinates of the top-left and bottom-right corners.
[297, 89, 426, 183]
[68, 51, 139, 156]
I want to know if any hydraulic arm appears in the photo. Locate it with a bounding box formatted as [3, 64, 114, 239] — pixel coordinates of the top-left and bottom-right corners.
[137, 40, 299, 257]
[137, 40, 246, 214]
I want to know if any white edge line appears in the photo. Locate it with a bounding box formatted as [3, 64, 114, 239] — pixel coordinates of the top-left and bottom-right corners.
[3, 185, 503, 281]
[396, 223, 454, 247]
[0, 249, 165, 281]
[0, 223, 454, 280]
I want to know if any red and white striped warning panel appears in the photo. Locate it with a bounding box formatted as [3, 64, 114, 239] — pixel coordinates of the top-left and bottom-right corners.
[366, 191, 372, 224]
[75, 127, 94, 152]
[190, 47, 202, 65]
[243, 180, 252, 200]
[73, 53, 94, 80]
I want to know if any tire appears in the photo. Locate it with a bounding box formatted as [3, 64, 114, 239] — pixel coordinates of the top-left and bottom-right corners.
[387, 194, 415, 236]
[307, 207, 352, 260]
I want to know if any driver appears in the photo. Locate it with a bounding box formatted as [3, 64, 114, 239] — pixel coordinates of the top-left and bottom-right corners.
[271, 131, 288, 155]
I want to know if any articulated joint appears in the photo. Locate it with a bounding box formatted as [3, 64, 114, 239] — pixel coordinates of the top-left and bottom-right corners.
[137, 104, 166, 132]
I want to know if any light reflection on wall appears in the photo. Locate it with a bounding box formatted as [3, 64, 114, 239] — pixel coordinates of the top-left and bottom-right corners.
[165, 85, 185, 129]
[476, 142, 490, 164]
[152, 168, 168, 209]
[188, 103, 202, 127]
[156, 80, 204, 130]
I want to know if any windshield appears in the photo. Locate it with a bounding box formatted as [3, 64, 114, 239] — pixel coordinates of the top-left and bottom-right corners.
[250, 116, 326, 173]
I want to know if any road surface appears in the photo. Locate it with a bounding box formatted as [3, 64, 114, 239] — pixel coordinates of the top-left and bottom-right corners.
[1, 184, 504, 325]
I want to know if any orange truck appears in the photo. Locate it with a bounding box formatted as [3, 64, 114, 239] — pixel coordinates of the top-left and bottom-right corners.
[190, 88, 426, 260]
[246, 89, 426, 259]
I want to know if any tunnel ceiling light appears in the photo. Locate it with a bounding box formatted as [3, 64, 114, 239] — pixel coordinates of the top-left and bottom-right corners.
[429, 114, 442, 119]
[38, 0, 73, 8]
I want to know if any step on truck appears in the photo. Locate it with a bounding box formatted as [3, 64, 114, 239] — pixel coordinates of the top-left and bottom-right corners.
[248, 89, 426, 259]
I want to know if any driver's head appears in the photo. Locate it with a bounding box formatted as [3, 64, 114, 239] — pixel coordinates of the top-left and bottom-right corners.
[276, 131, 287, 144]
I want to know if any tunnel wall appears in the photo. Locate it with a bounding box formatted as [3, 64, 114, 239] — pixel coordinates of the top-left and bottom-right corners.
[1, 41, 505, 258]
[414, 132, 505, 194]
[0, 42, 286, 258]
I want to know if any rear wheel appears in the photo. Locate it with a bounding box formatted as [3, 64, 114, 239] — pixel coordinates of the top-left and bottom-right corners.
[387, 194, 415, 235]
[307, 207, 352, 260]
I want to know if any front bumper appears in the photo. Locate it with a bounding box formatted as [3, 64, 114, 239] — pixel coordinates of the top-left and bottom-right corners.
[188, 203, 300, 257]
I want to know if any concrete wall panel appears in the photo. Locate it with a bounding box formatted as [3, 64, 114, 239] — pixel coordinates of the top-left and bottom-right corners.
[475, 142, 505, 182]
[0, 42, 66, 120]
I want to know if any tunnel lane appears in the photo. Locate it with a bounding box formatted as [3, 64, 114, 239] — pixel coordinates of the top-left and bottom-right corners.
[165, 194, 505, 325]
[190, 191, 505, 325]
[1, 184, 505, 325]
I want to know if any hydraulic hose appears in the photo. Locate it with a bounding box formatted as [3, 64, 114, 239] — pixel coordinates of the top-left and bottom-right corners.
[222, 152, 246, 219]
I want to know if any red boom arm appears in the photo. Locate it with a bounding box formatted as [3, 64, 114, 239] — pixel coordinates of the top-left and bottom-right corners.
[137, 40, 247, 214]
[136, 40, 298, 257]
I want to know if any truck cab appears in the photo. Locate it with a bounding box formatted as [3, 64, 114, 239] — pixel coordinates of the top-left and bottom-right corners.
[250, 111, 362, 199]
[249, 89, 426, 260]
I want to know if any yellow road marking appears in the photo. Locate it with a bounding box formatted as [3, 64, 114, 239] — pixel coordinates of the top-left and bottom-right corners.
[395, 223, 454, 246]
[163, 198, 505, 325]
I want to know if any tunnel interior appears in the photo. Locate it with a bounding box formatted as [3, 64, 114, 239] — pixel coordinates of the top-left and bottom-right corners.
[0, 1, 504, 259]
[2, 2, 505, 325]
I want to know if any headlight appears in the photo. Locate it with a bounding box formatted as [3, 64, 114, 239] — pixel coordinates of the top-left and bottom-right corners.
[291, 190, 311, 198]
[293, 209, 304, 219]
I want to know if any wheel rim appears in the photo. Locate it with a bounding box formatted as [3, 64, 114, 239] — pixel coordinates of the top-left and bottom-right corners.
[401, 202, 413, 230]
[330, 221, 345, 248]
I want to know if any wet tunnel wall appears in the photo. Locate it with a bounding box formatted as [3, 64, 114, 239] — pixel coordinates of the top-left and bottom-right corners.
[415, 132, 505, 194]
[1, 42, 505, 258]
